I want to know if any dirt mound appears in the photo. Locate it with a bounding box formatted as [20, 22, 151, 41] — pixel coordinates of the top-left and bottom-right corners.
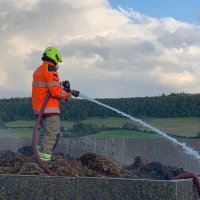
[79, 152, 122, 177]
[0, 150, 15, 160]
[126, 156, 185, 180]
[0, 147, 185, 180]
[17, 146, 34, 157]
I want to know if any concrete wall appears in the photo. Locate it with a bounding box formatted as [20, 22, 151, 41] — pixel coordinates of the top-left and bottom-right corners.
[0, 175, 198, 200]
[1, 137, 200, 173]
[0, 137, 31, 152]
[55, 137, 200, 174]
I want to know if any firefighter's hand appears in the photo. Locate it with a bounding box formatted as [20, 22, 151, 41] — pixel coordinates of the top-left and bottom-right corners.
[65, 92, 71, 101]
[71, 90, 80, 97]
[62, 80, 70, 92]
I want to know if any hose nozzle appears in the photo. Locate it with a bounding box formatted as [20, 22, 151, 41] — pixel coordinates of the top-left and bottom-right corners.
[70, 89, 80, 97]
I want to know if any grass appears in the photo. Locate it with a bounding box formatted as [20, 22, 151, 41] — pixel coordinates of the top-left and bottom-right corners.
[61, 117, 131, 128]
[60, 120, 77, 128]
[5, 120, 35, 128]
[0, 128, 33, 138]
[144, 117, 200, 137]
[89, 130, 159, 138]
[6, 120, 76, 128]
[2, 117, 200, 138]
[81, 117, 130, 128]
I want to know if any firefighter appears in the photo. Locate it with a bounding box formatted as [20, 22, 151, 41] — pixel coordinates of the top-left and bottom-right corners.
[32, 46, 73, 161]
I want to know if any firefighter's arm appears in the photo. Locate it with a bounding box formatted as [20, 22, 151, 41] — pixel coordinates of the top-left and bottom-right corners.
[45, 65, 71, 100]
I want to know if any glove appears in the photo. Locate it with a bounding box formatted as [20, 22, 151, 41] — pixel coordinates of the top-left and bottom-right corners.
[62, 80, 70, 92]
[71, 90, 80, 97]
[64, 92, 71, 101]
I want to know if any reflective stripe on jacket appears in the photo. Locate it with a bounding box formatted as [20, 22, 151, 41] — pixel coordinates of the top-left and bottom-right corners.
[32, 61, 69, 115]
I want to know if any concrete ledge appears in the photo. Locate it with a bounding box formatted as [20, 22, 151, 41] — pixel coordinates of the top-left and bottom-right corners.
[0, 175, 198, 200]
[0, 175, 75, 200]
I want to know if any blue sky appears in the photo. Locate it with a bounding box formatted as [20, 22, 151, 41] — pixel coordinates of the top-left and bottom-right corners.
[109, 0, 200, 25]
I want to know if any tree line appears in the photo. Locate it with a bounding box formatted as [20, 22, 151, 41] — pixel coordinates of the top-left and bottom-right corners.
[0, 93, 200, 122]
[62, 121, 145, 138]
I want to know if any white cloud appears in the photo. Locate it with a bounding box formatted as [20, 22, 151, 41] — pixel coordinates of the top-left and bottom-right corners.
[11, 0, 40, 11]
[0, 71, 8, 87]
[8, 35, 39, 57]
[151, 67, 195, 86]
[1, 0, 200, 98]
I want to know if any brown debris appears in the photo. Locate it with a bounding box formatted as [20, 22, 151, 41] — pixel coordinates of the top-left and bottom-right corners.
[126, 156, 185, 180]
[79, 152, 122, 177]
[0, 148, 185, 180]
[49, 156, 103, 177]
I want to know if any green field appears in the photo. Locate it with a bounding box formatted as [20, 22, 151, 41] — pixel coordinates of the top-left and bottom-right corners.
[0, 128, 33, 138]
[4, 117, 135, 129]
[82, 117, 130, 128]
[61, 117, 130, 128]
[2, 117, 200, 138]
[90, 130, 159, 138]
[5, 120, 35, 128]
[144, 117, 200, 137]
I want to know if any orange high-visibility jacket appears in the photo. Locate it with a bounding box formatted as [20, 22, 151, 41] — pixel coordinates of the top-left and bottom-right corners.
[32, 61, 69, 115]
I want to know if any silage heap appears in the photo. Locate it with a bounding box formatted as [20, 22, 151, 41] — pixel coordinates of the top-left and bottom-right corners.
[0, 146, 184, 180]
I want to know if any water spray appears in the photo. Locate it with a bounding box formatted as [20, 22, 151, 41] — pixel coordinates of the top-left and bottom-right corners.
[79, 93, 200, 162]
[79, 93, 200, 197]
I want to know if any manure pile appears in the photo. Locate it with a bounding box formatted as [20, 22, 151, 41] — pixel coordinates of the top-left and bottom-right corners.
[0, 146, 185, 180]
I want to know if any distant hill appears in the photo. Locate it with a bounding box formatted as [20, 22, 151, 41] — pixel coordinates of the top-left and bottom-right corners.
[0, 93, 200, 122]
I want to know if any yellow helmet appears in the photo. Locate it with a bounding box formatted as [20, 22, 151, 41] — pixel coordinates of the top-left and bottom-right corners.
[43, 47, 62, 64]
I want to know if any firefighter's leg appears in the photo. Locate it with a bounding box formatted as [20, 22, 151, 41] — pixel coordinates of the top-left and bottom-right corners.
[40, 115, 60, 161]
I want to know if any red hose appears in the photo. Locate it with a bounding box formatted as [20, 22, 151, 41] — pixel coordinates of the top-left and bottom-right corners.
[32, 92, 55, 176]
[173, 172, 200, 197]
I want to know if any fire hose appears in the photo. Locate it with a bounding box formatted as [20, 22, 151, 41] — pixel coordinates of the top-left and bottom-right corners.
[32, 91, 54, 176]
[32, 88, 79, 176]
[173, 172, 200, 198]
